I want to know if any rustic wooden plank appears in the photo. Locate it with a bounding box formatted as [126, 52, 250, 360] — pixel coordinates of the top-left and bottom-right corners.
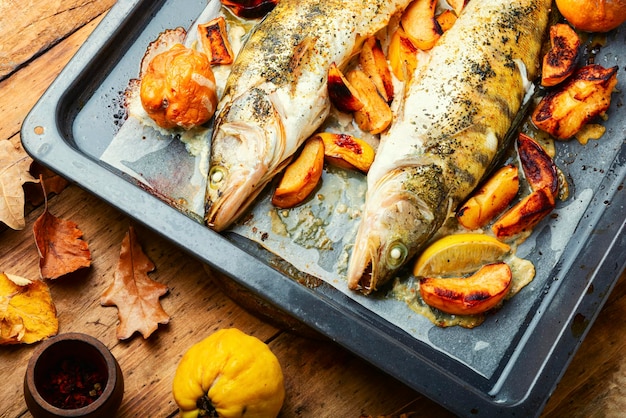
[271, 332, 455, 417]
[0, 0, 115, 79]
[2, 2, 626, 417]
[0, 11, 105, 142]
[0, 185, 281, 417]
[1, 182, 450, 418]
[541, 271, 626, 417]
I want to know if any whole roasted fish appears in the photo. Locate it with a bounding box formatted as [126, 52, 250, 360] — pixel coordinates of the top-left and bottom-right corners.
[205, 0, 412, 231]
[347, 0, 551, 293]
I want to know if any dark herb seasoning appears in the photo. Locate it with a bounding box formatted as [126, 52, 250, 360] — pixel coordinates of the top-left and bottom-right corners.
[40, 357, 106, 409]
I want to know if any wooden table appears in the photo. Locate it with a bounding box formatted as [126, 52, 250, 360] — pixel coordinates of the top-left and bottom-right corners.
[1, 2, 624, 417]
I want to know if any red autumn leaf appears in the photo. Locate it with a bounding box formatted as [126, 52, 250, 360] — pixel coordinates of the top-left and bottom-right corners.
[101, 226, 169, 340]
[33, 184, 92, 279]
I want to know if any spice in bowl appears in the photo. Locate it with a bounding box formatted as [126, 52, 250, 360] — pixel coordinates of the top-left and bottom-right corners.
[39, 357, 107, 409]
[24, 332, 124, 418]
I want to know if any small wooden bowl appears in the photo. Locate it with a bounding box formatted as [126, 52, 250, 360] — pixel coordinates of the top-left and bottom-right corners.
[24, 333, 124, 418]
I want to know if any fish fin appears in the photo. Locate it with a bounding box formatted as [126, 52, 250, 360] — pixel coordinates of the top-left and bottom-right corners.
[288, 36, 319, 93]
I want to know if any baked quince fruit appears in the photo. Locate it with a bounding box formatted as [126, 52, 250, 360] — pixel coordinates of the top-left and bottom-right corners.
[555, 0, 626, 32]
[140, 44, 218, 130]
[172, 328, 285, 418]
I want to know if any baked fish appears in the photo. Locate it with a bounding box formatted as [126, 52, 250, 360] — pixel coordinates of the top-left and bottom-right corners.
[205, 0, 412, 231]
[347, 0, 551, 293]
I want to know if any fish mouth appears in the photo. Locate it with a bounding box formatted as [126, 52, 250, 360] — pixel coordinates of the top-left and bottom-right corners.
[205, 164, 267, 232]
[347, 238, 380, 294]
[356, 262, 376, 294]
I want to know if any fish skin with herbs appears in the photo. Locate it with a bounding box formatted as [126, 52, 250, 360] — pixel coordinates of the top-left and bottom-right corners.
[205, 0, 413, 231]
[347, 0, 552, 294]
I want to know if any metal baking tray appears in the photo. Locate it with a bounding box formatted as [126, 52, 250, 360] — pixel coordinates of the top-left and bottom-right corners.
[21, 0, 626, 416]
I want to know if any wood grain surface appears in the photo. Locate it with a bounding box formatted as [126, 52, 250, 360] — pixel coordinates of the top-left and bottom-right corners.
[1, 2, 624, 417]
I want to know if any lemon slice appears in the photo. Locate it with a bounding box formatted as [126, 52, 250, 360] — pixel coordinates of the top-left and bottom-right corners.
[413, 233, 511, 277]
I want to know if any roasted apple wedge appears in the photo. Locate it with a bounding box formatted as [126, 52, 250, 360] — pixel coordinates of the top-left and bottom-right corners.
[359, 37, 394, 103]
[532, 64, 618, 140]
[328, 62, 365, 113]
[492, 186, 555, 240]
[456, 165, 520, 230]
[220, 0, 278, 19]
[517, 133, 559, 198]
[401, 0, 443, 51]
[348, 69, 393, 134]
[272, 135, 325, 209]
[198, 17, 235, 66]
[388, 27, 419, 82]
[316, 132, 376, 173]
[419, 262, 513, 316]
[541, 23, 580, 87]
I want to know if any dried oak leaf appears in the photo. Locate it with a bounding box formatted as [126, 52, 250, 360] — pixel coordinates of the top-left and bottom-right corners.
[0, 139, 38, 230]
[101, 227, 169, 340]
[0, 272, 58, 345]
[33, 196, 92, 280]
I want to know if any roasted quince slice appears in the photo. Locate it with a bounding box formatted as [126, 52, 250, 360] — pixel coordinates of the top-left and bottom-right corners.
[532, 64, 618, 140]
[198, 16, 235, 66]
[456, 165, 520, 230]
[401, 0, 443, 51]
[328, 62, 364, 113]
[446, 0, 467, 16]
[348, 69, 393, 134]
[388, 27, 419, 82]
[316, 132, 376, 173]
[517, 133, 559, 198]
[359, 37, 394, 103]
[492, 186, 556, 240]
[541, 23, 580, 87]
[272, 135, 325, 209]
[436, 9, 458, 32]
[419, 262, 513, 316]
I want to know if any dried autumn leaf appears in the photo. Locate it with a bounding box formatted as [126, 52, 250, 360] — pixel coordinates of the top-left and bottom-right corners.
[24, 162, 69, 206]
[33, 188, 92, 280]
[101, 227, 169, 340]
[0, 272, 58, 345]
[0, 139, 38, 230]
[5, 272, 33, 286]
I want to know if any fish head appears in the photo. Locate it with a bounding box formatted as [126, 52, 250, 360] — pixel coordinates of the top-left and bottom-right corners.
[347, 166, 448, 294]
[205, 88, 285, 231]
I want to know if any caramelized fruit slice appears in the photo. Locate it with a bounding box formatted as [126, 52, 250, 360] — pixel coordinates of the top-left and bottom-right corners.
[419, 262, 512, 315]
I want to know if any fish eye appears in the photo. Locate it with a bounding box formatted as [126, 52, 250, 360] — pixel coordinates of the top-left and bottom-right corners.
[209, 166, 227, 188]
[386, 241, 408, 268]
